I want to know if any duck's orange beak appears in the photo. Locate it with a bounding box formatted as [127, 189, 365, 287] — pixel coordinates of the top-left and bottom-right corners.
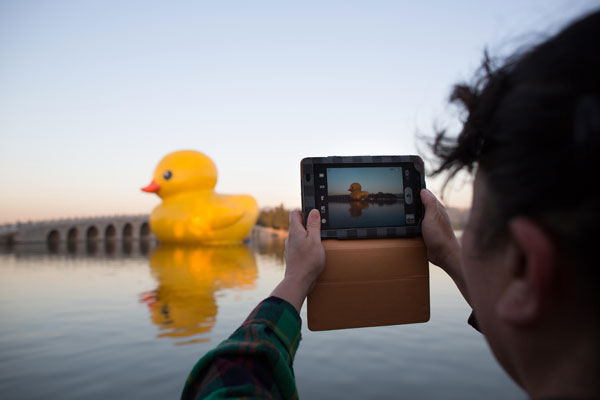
[142, 180, 161, 193]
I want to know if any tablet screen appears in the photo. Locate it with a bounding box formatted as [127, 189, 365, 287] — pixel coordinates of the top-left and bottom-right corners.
[325, 166, 405, 228]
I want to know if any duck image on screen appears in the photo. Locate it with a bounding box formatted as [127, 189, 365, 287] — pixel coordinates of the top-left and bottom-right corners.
[326, 167, 405, 228]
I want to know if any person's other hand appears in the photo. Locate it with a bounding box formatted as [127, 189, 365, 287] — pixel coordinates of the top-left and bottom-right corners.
[420, 189, 461, 270]
[420, 189, 468, 302]
[271, 209, 325, 312]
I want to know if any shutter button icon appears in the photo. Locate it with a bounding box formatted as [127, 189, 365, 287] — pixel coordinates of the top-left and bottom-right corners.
[405, 187, 413, 205]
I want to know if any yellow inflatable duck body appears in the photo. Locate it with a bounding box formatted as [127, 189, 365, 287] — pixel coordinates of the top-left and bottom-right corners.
[142, 150, 258, 244]
[348, 182, 369, 201]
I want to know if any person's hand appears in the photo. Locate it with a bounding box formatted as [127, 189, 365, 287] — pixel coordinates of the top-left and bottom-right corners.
[284, 209, 326, 287]
[420, 189, 461, 270]
[270, 209, 326, 312]
[420, 189, 470, 304]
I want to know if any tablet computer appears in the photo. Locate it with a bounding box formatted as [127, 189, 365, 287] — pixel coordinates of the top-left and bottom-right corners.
[301, 155, 426, 239]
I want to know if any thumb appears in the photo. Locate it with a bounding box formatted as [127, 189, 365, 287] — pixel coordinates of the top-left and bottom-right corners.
[420, 188, 439, 213]
[306, 209, 321, 237]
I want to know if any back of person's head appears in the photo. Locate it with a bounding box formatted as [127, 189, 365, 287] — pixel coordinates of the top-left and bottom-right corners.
[430, 9, 600, 310]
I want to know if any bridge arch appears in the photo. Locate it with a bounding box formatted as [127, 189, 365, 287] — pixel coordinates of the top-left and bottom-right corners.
[105, 224, 116, 240]
[104, 239, 116, 254]
[86, 226, 99, 241]
[86, 239, 98, 254]
[139, 222, 150, 238]
[47, 230, 60, 245]
[67, 227, 78, 242]
[122, 223, 133, 239]
[121, 239, 133, 255]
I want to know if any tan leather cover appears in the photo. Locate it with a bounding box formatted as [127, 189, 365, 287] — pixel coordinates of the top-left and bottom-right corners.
[307, 238, 430, 331]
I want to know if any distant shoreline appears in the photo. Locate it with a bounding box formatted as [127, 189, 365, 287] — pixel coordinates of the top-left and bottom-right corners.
[252, 225, 288, 238]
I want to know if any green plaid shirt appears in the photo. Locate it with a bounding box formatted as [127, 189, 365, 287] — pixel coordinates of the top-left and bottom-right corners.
[181, 297, 302, 400]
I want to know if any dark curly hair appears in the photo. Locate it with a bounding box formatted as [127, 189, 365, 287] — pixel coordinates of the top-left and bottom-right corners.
[429, 10, 600, 290]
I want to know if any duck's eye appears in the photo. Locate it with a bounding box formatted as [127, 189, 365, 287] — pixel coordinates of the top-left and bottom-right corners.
[163, 170, 172, 180]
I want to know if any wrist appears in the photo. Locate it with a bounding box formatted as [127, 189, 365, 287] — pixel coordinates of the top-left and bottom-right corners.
[270, 276, 315, 313]
[442, 239, 462, 275]
[283, 273, 315, 291]
[434, 245, 464, 289]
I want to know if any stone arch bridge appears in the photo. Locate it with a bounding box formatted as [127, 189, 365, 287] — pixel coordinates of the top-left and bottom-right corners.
[0, 215, 155, 246]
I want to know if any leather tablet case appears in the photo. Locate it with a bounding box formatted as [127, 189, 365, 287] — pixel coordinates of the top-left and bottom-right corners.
[307, 238, 430, 331]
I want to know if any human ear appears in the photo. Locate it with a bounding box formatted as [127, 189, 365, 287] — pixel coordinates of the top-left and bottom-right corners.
[496, 217, 558, 325]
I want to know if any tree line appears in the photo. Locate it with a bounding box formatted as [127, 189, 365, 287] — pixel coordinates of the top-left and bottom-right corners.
[257, 204, 290, 230]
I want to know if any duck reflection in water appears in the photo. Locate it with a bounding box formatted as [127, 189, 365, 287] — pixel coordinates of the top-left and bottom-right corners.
[140, 244, 257, 345]
[348, 200, 369, 218]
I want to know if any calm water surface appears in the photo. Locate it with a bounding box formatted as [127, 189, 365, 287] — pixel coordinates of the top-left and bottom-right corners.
[328, 201, 405, 228]
[0, 238, 524, 399]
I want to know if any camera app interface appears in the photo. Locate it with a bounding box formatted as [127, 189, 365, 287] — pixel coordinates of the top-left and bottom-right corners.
[322, 166, 407, 229]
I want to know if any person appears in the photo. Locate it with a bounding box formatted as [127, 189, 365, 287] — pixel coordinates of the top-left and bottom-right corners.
[181, 9, 600, 399]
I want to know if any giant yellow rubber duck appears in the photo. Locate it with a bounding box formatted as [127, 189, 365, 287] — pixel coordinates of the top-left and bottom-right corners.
[142, 150, 258, 244]
[348, 182, 369, 200]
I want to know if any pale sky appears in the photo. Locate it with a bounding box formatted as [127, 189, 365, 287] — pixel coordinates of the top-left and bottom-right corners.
[1, 1, 598, 224]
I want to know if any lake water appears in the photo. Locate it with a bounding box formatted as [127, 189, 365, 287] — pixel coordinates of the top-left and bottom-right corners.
[0, 238, 525, 399]
[328, 201, 405, 228]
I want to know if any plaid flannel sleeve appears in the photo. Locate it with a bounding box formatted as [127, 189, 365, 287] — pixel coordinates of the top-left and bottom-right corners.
[181, 296, 302, 400]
